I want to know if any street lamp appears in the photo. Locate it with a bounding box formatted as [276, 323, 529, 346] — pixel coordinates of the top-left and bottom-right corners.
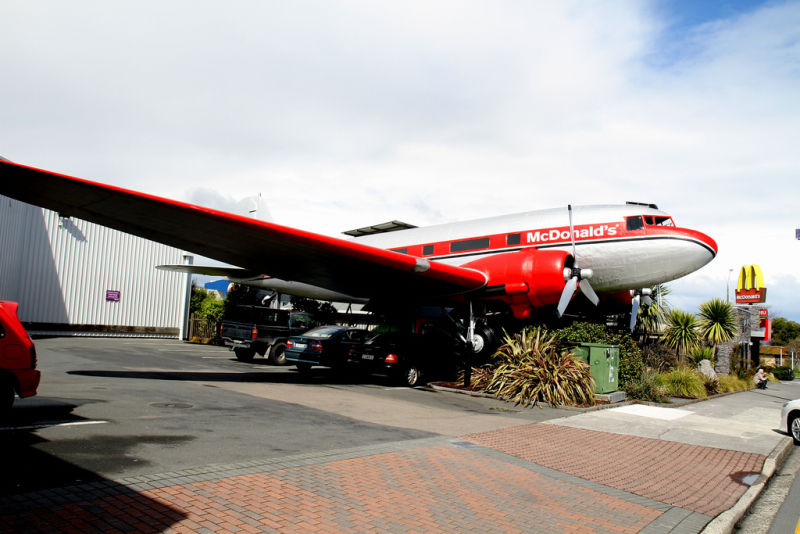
[727, 268, 733, 304]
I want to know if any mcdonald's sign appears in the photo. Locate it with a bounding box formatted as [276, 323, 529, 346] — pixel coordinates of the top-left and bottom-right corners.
[735, 265, 767, 304]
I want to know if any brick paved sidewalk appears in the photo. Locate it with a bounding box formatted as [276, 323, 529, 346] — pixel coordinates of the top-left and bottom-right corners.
[462, 423, 766, 518]
[0, 424, 764, 534]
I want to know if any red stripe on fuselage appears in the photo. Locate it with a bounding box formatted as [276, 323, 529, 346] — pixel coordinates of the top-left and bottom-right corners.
[390, 222, 717, 262]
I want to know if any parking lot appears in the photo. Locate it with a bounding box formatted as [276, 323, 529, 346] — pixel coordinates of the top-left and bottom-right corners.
[1, 337, 560, 495]
[2, 337, 793, 533]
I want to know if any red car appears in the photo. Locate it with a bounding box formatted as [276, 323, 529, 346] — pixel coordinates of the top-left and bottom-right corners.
[0, 301, 40, 415]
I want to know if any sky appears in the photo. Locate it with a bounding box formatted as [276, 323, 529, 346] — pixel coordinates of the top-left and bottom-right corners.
[1, 1, 799, 321]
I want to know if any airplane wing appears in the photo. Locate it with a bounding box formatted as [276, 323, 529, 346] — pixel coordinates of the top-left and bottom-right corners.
[0, 160, 487, 300]
[155, 265, 261, 278]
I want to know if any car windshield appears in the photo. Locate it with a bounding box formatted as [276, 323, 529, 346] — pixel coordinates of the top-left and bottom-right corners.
[303, 326, 344, 338]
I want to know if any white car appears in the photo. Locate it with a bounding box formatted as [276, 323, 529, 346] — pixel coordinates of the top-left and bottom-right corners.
[781, 398, 800, 445]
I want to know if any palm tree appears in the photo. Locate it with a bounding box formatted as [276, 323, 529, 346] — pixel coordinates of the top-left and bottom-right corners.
[634, 284, 671, 343]
[662, 309, 701, 361]
[697, 298, 738, 356]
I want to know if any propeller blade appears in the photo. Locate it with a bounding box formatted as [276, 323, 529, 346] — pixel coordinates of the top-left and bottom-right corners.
[630, 294, 641, 331]
[579, 278, 600, 306]
[557, 276, 579, 317]
[642, 295, 653, 306]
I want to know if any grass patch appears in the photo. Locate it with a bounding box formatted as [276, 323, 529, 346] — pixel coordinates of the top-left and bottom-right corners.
[718, 375, 751, 392]
[659, 366, 707, 398]
[624, 369, 669, 403]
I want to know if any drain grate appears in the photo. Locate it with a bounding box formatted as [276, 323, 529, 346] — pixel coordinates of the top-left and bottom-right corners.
[150, 402, 194, 409]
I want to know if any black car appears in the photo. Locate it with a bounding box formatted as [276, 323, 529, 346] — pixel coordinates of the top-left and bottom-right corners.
[285, 325, 369, 372]
[349, 329, 459, 387]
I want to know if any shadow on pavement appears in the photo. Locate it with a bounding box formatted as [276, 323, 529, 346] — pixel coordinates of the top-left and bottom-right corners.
[68, 368, 395, 386]
[0, 400, 188, 532]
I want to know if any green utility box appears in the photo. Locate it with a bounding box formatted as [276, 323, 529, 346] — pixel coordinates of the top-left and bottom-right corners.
[570, 343, 619, 394]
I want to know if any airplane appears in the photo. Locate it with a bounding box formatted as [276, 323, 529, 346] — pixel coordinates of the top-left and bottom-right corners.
[0, 158, 717, 354]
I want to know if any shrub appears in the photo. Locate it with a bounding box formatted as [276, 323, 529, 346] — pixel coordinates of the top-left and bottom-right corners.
[642, 343, 678, 372]
[688, 346, 715, 368]
[659, 366, 707, 398]
[718, 375, 751, 392]
[487, 327, 595, 407]
[772, 366, 794, 381]
[459, 365, 493, 391]
[701, 373, 720, 395]
[623, 370, 668, 403]
[552, 322, 644, 387]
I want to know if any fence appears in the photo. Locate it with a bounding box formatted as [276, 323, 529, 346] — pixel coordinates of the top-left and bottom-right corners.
[187, 314, 220, 342]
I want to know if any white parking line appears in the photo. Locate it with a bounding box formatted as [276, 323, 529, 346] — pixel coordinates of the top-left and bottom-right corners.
[0, 420, 109, 431]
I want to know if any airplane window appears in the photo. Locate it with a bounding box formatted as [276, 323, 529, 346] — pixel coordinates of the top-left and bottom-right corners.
[507, 233, 521, 246]
[644, 216, 654, 225]
[655, 216, 674, 227]
[626, 216, 644, 231]
[392, 248, 408, 254]
[450, 237, 490, 253]
[423, 245, 434, 256]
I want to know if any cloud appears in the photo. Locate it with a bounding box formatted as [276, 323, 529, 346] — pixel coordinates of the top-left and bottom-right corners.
[1, 0, 798, 320]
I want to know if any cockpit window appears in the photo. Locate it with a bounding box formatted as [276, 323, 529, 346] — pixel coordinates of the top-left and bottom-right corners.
[626, 216, 644, 231]
[654, 216, 674, 227]
[644, 216, 654, 225]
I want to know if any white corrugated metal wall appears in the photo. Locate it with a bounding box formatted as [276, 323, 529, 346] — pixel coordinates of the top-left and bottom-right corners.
[0, 195, 189, 335]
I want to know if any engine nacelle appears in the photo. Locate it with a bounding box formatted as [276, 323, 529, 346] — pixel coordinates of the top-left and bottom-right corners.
[463, 248, 570, 319]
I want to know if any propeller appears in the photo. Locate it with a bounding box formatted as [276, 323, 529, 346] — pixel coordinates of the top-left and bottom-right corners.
[556, 205, 600, 317]
[629, 288, 653, 330]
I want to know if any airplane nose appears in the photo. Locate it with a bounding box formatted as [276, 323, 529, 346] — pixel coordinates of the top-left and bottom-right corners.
[695, 230, 718, 258]
[681, 228, 718, 270]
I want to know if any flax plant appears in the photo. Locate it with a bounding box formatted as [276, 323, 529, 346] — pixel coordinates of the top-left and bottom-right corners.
[486, 327, 595, 407]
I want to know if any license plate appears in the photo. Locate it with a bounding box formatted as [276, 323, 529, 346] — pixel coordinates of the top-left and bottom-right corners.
[362, 354, 374, 361]
[295, 343, 307, 349]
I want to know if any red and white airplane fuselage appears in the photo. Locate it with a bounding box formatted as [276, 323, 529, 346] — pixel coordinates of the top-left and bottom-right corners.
[245, 203, 716, 320]
[354, 204, 715, 293]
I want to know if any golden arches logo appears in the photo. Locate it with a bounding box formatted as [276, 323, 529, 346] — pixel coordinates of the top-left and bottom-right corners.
[735, 265, 766, 303]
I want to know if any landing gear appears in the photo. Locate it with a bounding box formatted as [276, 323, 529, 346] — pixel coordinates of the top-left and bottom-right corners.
[453, 302, 499, 388]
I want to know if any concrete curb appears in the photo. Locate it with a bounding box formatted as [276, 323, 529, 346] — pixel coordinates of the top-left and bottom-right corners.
[701, 436, 795, 534]
[427, 382, 633, 412]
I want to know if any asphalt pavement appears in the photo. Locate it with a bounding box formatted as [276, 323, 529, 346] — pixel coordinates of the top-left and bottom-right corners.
[0, 338, 797, 533]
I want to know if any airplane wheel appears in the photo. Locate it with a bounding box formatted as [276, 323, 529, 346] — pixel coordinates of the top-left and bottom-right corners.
[268, 343, 287, 365]
[470, 326, 496, 362]
[234, 347, 255, 362]
[791, 414, 800, 445]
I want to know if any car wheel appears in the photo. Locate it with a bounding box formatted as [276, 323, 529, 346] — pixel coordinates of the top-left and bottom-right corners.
[268, 343, 287, 365]
[234, 347, 255, 362]
[0, 378, 14, 418]
[296, 362, 312, 374]
[791, 414, 800, 445]
[404, 365, 423, 387]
